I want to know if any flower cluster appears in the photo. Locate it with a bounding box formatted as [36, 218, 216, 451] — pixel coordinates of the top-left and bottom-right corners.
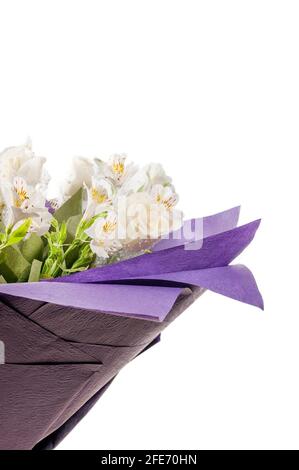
[0, 141, 182, 282]
[62, 155, 182, 261]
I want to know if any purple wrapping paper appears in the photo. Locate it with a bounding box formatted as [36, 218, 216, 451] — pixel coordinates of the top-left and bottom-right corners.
[57, 215, 259, 283]
[0, 283, 184, 321]
[0, 209, 263, 320]
[153, 205, 241, 251]
[0, 286, 203, 450]
[0, 207, 263, 450]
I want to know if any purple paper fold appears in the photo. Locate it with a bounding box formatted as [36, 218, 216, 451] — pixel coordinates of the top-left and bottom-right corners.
[0, 282, 184, 321]
[0, 209, 263, 322]
[132, 264, 264, 310]
[153, 206, 240, 251]
[57, 219, 261, 283]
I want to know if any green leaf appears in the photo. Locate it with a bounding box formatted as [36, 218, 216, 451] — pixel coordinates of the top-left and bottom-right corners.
[54, 188, 83, 224]
[0, 275, 7, 283]
[4, 219, 32, 248]
[50, 217, 59, 232]
[0, 246, 31, 282]
[66, 214, 82, 241]
[64, 240, 80, 269]
[17, 265, 31, 282]
[59, 221, 68, 244]
[20, 233, 44, 262]
[28, 259, 42, 282]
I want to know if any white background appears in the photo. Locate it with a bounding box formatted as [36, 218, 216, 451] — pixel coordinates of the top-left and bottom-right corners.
[0, 0, 298, 450]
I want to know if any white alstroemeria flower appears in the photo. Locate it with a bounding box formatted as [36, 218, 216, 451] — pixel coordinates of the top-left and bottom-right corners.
[95, 154, 138, 187]
[3, 177, 35, 210]
[119, 167, 148, 196]
[0, 141, 52, 235]
[0, 187, 7, 225]
[150, 184, 178, 210]
[85, 211, 122, 260]
[0, 185, 5, 209]
[1, 176, 51, 235]
[28, 210, 53, 237]
[0, 139, 49, 188]
[62, 156, 94, 199]
[12, 209, 53, 238]
[83, 177, 114, 220]
[150, 184, 183, 236]
[0, 182, 13, 227]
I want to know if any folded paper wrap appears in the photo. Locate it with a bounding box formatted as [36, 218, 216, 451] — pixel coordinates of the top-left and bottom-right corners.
[0, 207, 263, 450]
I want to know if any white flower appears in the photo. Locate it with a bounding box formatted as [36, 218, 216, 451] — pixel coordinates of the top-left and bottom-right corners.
[85, 211, 122, 260]
[1, 176, 52, 235]
[119, 167, 148, 196]
[119, 162, 172, 196]
[95, 154, 138, 186]
[83, 176, 114, 219]
[12, 209, 53, 238]
[120, 190, 183, 242]
[62, 156, 94, 199]
[150, 184, 182, 237]
[150, 184, 178, 210]
[0, 186, 6, 224]
[120, 192, 151, 240]
[0, 141, 51, 235]
[0, 139, 49, 188]
[29, 211, 53, 237]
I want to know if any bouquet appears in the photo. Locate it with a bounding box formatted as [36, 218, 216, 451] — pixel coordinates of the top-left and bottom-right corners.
[0, 141, 263, 450]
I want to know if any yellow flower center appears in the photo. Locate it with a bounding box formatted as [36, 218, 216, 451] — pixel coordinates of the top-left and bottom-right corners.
[112, 161, 125, 175]
[103, 220, 117, 234]
[162, 196, 176, 210]
[91, 188, 108, 204]
[155, 192, 176, 210]
[14, 185, 29, 208]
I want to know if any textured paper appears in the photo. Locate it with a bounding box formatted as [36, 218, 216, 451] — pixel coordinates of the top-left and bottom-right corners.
[0, 207, 263, 449]
[0, 287, 202, 450]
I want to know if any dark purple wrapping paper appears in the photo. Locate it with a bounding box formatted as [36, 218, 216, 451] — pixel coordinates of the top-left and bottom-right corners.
[0, 286, 203, 450]
[0, 207, 263, 450]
